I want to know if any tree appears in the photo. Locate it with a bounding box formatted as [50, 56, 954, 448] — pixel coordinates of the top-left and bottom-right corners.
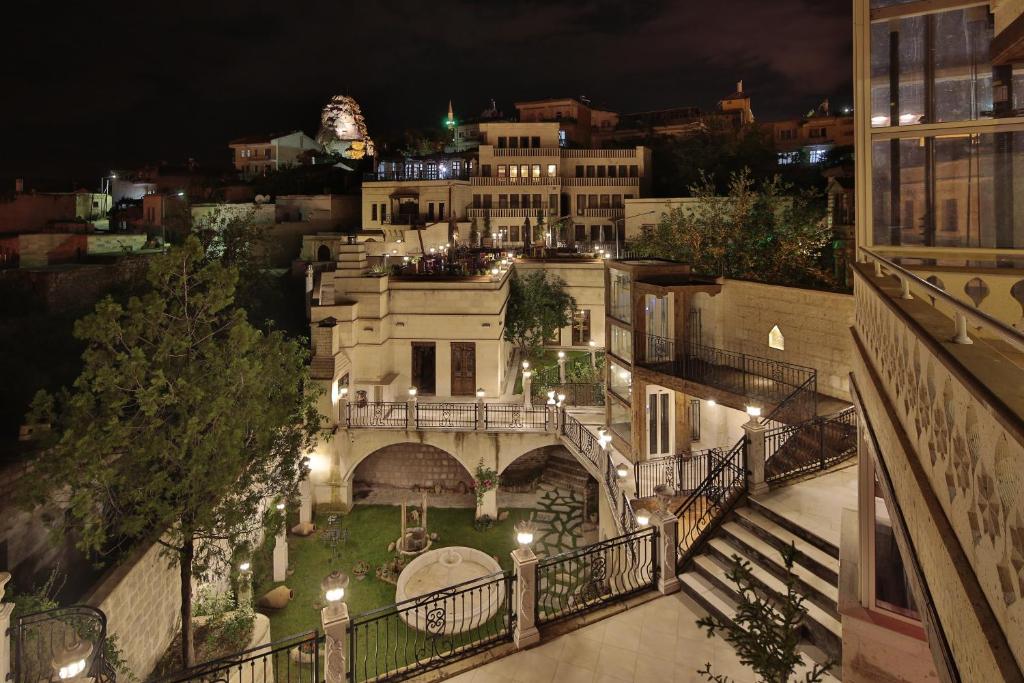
[696, 544, 832, 683]
[469, 215, 480, 247]
[503, 271, 575, 357]
[535, 210, 546, 247]
[522, 216, 532, 248]
[483, 212, 493, 241]
[24, 238, 324, 670]
[635, 169, 834, 289]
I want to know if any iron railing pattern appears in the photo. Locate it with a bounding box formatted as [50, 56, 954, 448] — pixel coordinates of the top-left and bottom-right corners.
[634, 448, 723, 499]
[673, 442, 747, 564]
[415, 403, 477, 430]
[765, 408, 857, 484]
[155, 631, 320, 683]
[560, 413, 601, 469]
[536, 527, 656, 625]
[345, 402, 551, 432]
[637, 335, 818, 422]
[347, 402, 409, 429]
[348, 571, 514, 682]
[13, 606, 112, 683]
[483, 404, 549, 431]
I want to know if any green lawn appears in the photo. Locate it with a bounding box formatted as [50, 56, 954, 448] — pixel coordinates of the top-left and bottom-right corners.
[254, 505, 536, 641]
[514, 348, 595, 395]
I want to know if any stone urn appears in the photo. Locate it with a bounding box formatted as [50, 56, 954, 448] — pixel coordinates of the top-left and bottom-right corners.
[653, 484, 677, 514]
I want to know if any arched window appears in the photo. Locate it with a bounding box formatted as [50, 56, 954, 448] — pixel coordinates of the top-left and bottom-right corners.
[317, 244, 331, 261]
[768, 325, 785, 351]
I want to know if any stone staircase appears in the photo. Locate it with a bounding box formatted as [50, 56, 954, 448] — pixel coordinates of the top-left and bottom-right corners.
[679, 497, 843, 666]
[539, 450, 591, 494]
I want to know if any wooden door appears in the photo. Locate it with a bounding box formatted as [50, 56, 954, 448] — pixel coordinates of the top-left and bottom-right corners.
[450, 342, 476, 396]
[411, 342, 436, 395]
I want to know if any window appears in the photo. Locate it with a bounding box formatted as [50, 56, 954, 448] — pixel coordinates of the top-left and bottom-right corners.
[426, 162, 438, 180]
[597, 166, 606, 178]
[610, 396, 631, 443]
[779, 129, 795, 140]
[768, 325, 785, 351]
[610, 325, 632, 362]
[520, 136, 529, 148]
[549, 194, 557, 210]
[482, 165, 492, 177]
[498, 136, 507, 148]
[520, 165, 529, 179]
[499, 194, 509, 208]
[264, 148, 272, 159]
[521, 194, 530, 208]
[531, 136, 540, 148]
[608, 165, 617, 178]
[508, 165, 518, 179]
[509, 137, 519, 149]
[576, 195, 586, 215]
[438, 202, 445, 220]
[586, 165, 596, 177]
[558, 130, 567, 147]
[473, 194, 481, 209]
[810, 128, 828, 138]
[482, 195, 492, 208]
[427, 202, 435, 220]
[600, 194, 610, 209]
[588, 194, 598, 208]
[510, 195, 520, 209]
[510, 225, 520, 242]
[629, 165, 638, 177]
[590, 225, 601, 241]
[612, 194, 623, 208]
[575, 224, 586, 241]
[372, 204, 378, 221]
[532, 164, 541, 178]
[547, 164, 557, 177]
[610, 269, 632, 323]
[777, 151, 800, 165]
[576, 165, 584, 177]
[618, 165, 627, 177]
[609, 361, 632, 401]
[572, 309, 591, 345]
[498, 165, 508, 179]
[532, 194, 541, 208]
[381, 203, 387, 221]
[808, 148, 828, 164]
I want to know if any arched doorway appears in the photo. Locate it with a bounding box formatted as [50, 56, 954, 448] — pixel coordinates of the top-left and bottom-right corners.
[498, 446, 598, 555]
[317, 244, 332, 261]
[352, 443, 473, 505]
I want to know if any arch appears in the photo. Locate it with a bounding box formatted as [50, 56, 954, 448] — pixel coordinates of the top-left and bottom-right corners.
[768, 324, 785, 351]
[351, 442, 474, 496]
[317, 244, 332, 261]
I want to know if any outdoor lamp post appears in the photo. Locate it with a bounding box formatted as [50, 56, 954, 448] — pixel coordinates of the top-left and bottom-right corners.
[515, 520, 535, 550]
[635, 509, 651, 527]
[615, 462, 630, 478]
[557, 350, 566, 384]
[476, 388, 486, 429]
[53, 639, 93, 680]
[321, 571, 351, 683]
[588, 340, 597, 368]
[745, 404, 762, 425]
[237, 560, 253, 607]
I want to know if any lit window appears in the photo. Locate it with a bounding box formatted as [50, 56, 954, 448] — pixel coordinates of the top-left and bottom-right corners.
[547, 164, 557, 177]
[768, 325, 785, 351]
[808, 148, 828, 164]
[777, 151, 800, 165]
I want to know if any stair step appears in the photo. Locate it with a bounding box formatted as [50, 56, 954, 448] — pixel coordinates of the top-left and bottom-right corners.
[749, 497, 840, 559]
[732, 509, 839, 585]
[707, 537, 839, 619]
[692, 554, 842, 648]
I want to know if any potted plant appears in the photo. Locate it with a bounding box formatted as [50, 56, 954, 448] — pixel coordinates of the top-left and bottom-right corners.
[352, 560, 369, 581]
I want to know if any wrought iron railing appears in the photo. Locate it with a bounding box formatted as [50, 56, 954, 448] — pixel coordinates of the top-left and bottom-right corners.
[673, 442, 747, 566]
[536, 527, 656, 625]
[348, 570, 515, 682]
[12, 606, 113, 683]
[559, 413, 601, 469]
[347, 402, 409, 429]
[765, 407, 858, 484]
[637, 335, 818, 421]
[156, 630, 320, 683]
[415, 402, 477, 430]
[483, 404, 549, 431]
[633, 448, 723, 499]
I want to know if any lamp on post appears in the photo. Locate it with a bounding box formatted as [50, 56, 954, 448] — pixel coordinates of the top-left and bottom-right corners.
[52, 639, 93, 681]
[407, 388, 418, 429]
[588, 340, 597, 368]
[321, 571, 350, 683]
[557, 350, 566, 384]
[237, 559, 254, 608]
[511, 521, 540, 649]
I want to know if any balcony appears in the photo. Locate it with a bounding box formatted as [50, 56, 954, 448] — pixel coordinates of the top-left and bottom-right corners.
[467, 207, 558, 218]
[561, 177, 639, 187]
[490, 147, 562, 157]
[471, 177, 560, 186]
[583, 207, 624, 218]
[364, 171, 470, 182]
[561, 149, 638, 158]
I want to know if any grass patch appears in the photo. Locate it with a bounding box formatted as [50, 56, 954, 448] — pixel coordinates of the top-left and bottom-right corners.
[254, 505, 535, 641]
[514, 348, 593, 395]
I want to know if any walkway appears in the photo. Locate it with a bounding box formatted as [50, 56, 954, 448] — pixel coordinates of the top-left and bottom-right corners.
[447, 591, 837, 683]
[753, 462, 858, 547]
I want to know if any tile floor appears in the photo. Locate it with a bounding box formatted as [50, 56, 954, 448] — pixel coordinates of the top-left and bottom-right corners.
[752, 463, 858, 546]
[446, 591, 836, 683]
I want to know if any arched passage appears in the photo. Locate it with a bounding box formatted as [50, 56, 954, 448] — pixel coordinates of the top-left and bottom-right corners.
[317, 244, 332, 261]
[352, 442, 474, 504]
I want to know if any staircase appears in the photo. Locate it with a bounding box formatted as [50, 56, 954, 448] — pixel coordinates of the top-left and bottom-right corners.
[679, 498, 843, 666]
[539, 450, 591, 494]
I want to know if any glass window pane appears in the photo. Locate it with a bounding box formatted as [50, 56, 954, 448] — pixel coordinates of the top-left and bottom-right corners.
[873, 478, 920, 619]
[610, 325, 632, 362]
[609, 361, 632, 401]
[610, 269, 632, 323]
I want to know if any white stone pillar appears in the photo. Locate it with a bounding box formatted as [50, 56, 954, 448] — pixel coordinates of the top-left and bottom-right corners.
[299, 479, 313, 526]
[476, 395, 486, 430]
[273, 528, 288, 582]
[477, 488, 498, 520]
[0, 573, 13, 683]
[744, 418, 769, 496]
[407, 394, 418, 430]
[337, 391, 348, 428]
[557, 352, 566, 384]
[523, 371, 533, 408]
[321, 603, 350, 683]
[511, 548, 540, 649]
[654, 511, 680, 595]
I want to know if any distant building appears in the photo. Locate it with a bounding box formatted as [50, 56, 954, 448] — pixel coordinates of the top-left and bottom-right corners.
[763, 100, 854, 166]
[228, 131, 322, 179]
[514, 97, 619, 146]
[0, 186, 111, 234]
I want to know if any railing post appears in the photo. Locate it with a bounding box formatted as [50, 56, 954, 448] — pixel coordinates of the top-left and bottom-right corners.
[0, 573, 13, 683]
[952, 311, 974, 345]
[819, 419, 826, 471]
[523, 371, 533, 408]
[511, 547, 541, 649]
[407, 394, 418, 430]
[654, 513, 680, 595]
[743, 417, 768, 496]
[476, 396, 485, 431]
[321, 600, 350, 683]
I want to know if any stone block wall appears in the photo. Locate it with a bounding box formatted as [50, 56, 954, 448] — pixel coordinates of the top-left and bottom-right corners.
[693, 279, 855, 400]
[353, 443, 475, 493]
[85, 541, 181, 680]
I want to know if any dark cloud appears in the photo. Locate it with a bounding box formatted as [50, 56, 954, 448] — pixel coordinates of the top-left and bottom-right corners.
[1, 0, 851, 181]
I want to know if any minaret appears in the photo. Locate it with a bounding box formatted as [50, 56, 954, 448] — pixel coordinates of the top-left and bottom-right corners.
[446, 100, 455, 129]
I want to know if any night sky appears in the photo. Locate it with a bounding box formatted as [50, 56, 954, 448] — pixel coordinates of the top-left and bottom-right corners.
[2, 0, 852, 184]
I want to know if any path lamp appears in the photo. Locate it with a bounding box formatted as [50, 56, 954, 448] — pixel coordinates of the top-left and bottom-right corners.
[321, 571, 351, 683]
[522, 360, 530, 371]
[53, 640, 93, 680]
[322, 571, 350, 612]
[515, 520, 535, 550]
[615, 462, 630, 479]
[635, 509, 651, 527]
[745, 405, 761, 425]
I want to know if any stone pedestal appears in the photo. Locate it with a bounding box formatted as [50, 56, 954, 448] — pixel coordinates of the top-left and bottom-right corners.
[477, 488, 498, 520]
[0, 573, 13, 683]
[744, 419, 769, 496]
[523, 374, 533, 408]
[476, 397, 485, 430]
[654, 511, 680, 595]
[511, 548, 540, 649]
[299, 479, 313, 526]
[273, 531, 288, 582]
[558, 357, 566, 384]
[321, 603, 350, 683]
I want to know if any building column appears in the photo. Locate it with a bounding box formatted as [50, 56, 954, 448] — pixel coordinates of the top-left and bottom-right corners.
[654, 511, 680, 595]
[321, 603, 350, 683]
[477, 488, 498, 520]
[523, 371, 533, 408]
[512, 548, 541, 649]
[744, 418, 768, 496]
[273, 526, 288, 582]
[299, 478, 313, 526]
[0, 573, 13, 683]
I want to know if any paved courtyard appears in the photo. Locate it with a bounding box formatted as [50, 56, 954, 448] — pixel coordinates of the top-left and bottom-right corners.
[447, 591, 837, 683]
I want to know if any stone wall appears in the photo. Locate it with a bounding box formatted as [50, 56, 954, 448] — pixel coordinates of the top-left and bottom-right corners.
[693, 279, 855, 400]
[353, 443, 474, 494]
[85, 541, 181, 680]
[0, 255, 149, 313]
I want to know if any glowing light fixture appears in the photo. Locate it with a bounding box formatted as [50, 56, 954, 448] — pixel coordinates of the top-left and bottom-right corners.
[515, 520, 535, 549]
[746, 405, 761, 418]
[408, 387, 418, 398]
[321, 570, 350, 604]
[476, 388, 485, 398]
[53, 640, 93, 680]
[635, 510, 651, 527]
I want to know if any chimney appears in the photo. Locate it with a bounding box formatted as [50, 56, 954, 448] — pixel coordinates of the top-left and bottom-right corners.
[15, 178, 23, 193]
[736, 80, 743, 94]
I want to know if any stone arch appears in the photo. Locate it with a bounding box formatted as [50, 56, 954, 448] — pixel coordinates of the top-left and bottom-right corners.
[351, 442, 474, 499]
[317, 244, 332, 261]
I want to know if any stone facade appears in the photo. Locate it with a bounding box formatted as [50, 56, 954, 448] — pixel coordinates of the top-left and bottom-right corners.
[693, 279, 855, 400]
[353, 443, 474, 493]
[85, 541, 181, 680]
